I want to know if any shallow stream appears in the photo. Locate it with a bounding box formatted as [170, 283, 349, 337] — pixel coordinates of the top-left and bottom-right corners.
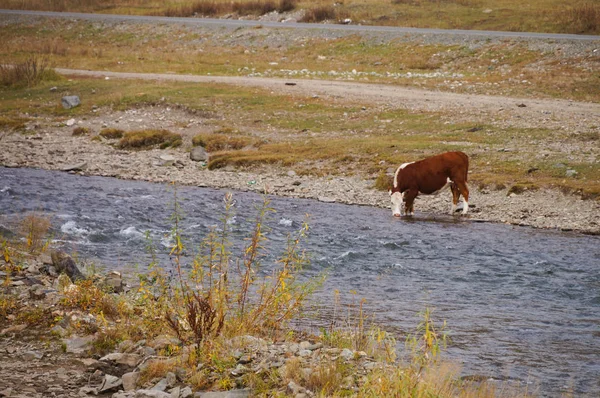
[1, 167, 598, 396]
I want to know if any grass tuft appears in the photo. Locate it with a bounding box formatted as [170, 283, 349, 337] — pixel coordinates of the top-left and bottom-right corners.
[99, 127, 125, 139]
[72, 126, 90, 136]
[300, 5, 336, 23]
[117, 129, 182, 150]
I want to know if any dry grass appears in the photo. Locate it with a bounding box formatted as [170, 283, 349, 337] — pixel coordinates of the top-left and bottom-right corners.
[72, 126, 90, 136]
[0, 56, 54, 88]
[117, 129, 182, 149]
[99, 128, 125, 139]
[0, 116, 29, 131]
[1, 0, 599, 33]
[562, 3, 600, 34]
[192, 129, 259, 151]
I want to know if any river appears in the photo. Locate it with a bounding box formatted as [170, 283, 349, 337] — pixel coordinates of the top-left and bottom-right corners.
[1, 167, 598, 396]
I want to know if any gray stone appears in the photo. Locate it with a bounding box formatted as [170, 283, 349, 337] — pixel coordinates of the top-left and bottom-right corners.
[61, 161, 87, 172]
[318, 196, 336, 203]
[51, 250, 85, 281]
[113, 392, 136, 398]
[101, 352, 142, 367]
[136, 390, 172, 398]
[98, 374, 122, 393]
[194, 389, 251, 398]
[166, 372, 177, 387]
[22, 350, 44, 360]
[340, 348, 354, 360]
[180, 387, 193, 398]
[149, 335, 181, 350]
[151, 378, 168, 391]
[28, 284, 46, 300]
[169, 386, 180, 398]
[566, 169, 578, 177]
[63, 335, 94, 355]
[122, 371, 140, 391]
[65, 118, 76, 126]
[61, 95, 81, 109]
[190, 146, 208, 162]
[104, 270, 124, 293]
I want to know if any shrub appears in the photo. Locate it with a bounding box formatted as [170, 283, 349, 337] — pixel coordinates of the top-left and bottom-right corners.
[18, 213, 51, 253]
[99, 128, 124, 139]
[373, 170, 393, 191]
[0, 56, 56, 88]
[232, 0, 276, 15]
[117, 129, 182, 150]
[300, 5, 336, 23]
[278, 0, 296, 13]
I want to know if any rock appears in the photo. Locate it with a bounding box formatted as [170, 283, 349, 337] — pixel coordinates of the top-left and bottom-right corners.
[287, 381, 304, 395]
[104, 270, 124, 293]
[28, 284, 46, 300]
[149, 335, 181, 351]
[61, 95, 81, 109]
[180, 386, 193, 398]
[151, 378, 169, 391]
[340, 348, 354, 360]
[287, 170, 297, 177]
[51, 250, 85, 281]
[318, 196, 336, 203]
[51, 324, 67, 337]
[195, 389, 251, 398]
[113, 392, 135, 398]
[62, 335, 94, 355]
[49, 86, 57, 92]
[100, 352, 142, 367]
[190, 146, 208, 162]
[1, 324, 27, 335]
[170, 386, 180, 398]
[65, 118, 76, 126]
[22, 350, 44, 360]
[78, 386, 98, 395]
[135, 390, 172, 398]
[122, 371, 140, 391]
[98, 374, 122, 393]
[565, 169, 578, 177]
[61, 161, 87, 172]
[166, 372, 177, 387]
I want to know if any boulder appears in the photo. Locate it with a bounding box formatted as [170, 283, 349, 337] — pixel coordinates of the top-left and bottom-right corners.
[51, 250, 85, 281]
[190, 146, 208, 162]
[61, 161, 87, 172]
[135, 390, 172, 398]
[62, 335, 94, 355]
[61, 95, 81, 109]
[104, 270, 124, 293]
[98, 374, 122, 393]
[122, 371, 140, 391]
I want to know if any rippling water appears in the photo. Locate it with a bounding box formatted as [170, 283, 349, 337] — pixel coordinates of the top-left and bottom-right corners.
[1, 167, 599, 396]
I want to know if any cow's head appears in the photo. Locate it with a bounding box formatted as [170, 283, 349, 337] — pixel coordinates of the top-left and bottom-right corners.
[389, 189, 404, 217]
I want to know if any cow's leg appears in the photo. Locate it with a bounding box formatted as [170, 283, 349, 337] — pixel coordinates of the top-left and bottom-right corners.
[450, 182, 460, 215]
[455, 181, 470, 214]
[403, 189, 418, 216]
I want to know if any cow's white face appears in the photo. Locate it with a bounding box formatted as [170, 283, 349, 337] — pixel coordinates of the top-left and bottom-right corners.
[390, 191, 403, 217]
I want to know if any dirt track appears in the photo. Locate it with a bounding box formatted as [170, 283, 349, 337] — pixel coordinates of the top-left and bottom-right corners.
[57, 68, 600, 131]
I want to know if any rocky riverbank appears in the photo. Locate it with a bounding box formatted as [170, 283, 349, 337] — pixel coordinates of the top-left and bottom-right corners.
[1, 105, 599, 234]
[1, 249, 397, 398]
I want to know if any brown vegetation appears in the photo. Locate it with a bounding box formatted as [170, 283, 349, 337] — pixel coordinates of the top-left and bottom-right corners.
[117, 129, 182, 149]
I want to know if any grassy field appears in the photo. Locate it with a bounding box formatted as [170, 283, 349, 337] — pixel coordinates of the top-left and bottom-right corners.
[1, 0, 599, 34]
[0, 19, 599, 103]
[1, 71, 598, 197]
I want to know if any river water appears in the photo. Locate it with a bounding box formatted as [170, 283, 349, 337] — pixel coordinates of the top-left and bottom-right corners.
[1, 167, 599, 396]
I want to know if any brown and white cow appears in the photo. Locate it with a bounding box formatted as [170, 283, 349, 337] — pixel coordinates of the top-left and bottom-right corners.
[389, 151, 470, 217]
